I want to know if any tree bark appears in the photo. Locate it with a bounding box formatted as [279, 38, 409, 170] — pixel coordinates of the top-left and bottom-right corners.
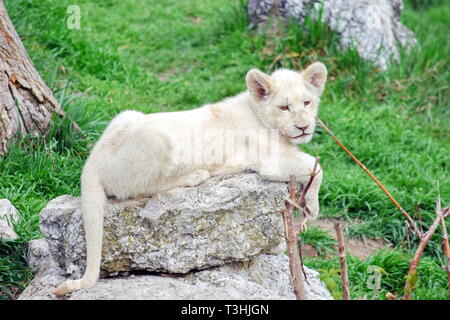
[0, 0, 64, 155]
[248, 0, 416, 70]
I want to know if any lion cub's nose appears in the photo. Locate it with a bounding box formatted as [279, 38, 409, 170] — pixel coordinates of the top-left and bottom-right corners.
[295, 125, 309, 132]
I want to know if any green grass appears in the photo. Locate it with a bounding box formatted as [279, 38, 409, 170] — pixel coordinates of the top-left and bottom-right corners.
[306, 249, 448, 300]
[0, 0, 448, 299]
[301, 226, 336, 256]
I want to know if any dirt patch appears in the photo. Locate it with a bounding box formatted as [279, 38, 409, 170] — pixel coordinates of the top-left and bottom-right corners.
[157, 69, 178, 81]
[297, 218, 390, 259]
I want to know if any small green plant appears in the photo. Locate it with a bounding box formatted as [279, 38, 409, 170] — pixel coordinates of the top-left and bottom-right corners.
[0, 241, 35, 300]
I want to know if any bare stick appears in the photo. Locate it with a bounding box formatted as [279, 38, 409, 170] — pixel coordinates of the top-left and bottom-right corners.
[297, 238, 310, 285]
[334, 222, 350, 300]
[316, 117, 421, 237]
[401, 220, 411, 251]
[283, 175, 308, 300]
[442, 220, 450, 299]
[282, 157, 322, 299]
[317, 117, 450, 299]
[415, 204, 424, 236]
[437, 193, 450, 299]
[403, 197, 446, 299]
[295, 157, 321, 205]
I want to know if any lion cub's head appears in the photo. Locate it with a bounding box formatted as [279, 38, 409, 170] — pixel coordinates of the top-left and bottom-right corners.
[246, 62, 327, 144]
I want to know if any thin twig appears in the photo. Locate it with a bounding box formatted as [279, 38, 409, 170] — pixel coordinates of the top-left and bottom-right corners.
[401, 220, 411, 251]
[283, 176, 308, 300]
[437, 193, 450, 299]
[282, 158, 321, 299]
[316, 117, 450, 299]
[442, 222, 450, 299]
[403, 197, 446, 299]
[295, 157, 321, 205]
[297, 238, 310, 286]
[415, 203, 424, 236]
[316, 117, 421, 237]
[334, 222, 350, 300]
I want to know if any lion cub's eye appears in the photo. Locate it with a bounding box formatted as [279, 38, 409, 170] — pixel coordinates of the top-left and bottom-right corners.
[304, 101, 311, 106]
[279, 105, 290, 111]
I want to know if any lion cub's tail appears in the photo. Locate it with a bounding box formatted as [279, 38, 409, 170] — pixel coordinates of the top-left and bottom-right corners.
[53, 164, 105, 296]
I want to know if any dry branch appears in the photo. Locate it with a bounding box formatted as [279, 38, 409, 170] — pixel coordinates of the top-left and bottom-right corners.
[316, 117, 421, 237]
[437, 194, 450, 299]
[316, 116, 450, 300]
[283, 176, 308, 300]
[334, 222, 350, 300]
[442, 220, 450, 299]
[282, 157, 321, 300]
[403, 197, 449, 299]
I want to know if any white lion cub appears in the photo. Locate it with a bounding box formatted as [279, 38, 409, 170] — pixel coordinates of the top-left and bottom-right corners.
[53, 62, 327, 295]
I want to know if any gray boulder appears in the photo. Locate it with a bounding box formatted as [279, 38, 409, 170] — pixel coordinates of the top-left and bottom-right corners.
[40, 173, 287, 278]
[22, 172, 334, 300]
[248, 0, 417, 69]
[0, 199, 19, 240]
[27, 238, 52, 272]
[19, 254, 332, 300]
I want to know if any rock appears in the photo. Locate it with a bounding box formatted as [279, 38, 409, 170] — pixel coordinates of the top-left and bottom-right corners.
[22, 173, 334, 300]
[248, 0, 416, 70]
[27, 238, 52, 272]
[19, 254, 333, 300]
[40, 173, 287, 278]
[0, 199, 19, 240]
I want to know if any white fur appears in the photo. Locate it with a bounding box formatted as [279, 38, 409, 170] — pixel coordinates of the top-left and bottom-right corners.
[52, 62, 327, 295]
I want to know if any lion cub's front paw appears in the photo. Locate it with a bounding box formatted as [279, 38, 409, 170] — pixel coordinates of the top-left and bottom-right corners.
[186, 170, 210, 187]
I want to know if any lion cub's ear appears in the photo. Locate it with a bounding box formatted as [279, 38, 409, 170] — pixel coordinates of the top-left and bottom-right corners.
[302, 62, 327, 96]
[246, 69, 274, 101]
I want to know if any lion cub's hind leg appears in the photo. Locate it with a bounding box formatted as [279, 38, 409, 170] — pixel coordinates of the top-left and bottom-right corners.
[182, 170, 211, 187]
[52, 279, 83, 296]
[161, 170, 211, 191]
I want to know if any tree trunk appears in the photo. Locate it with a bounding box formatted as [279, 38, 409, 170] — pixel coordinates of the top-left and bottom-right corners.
[0, 0, 64, 155]
[248, 0, 416, 70]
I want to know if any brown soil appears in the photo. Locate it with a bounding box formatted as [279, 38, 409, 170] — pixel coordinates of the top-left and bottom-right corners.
[296, 218, 391, 259]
